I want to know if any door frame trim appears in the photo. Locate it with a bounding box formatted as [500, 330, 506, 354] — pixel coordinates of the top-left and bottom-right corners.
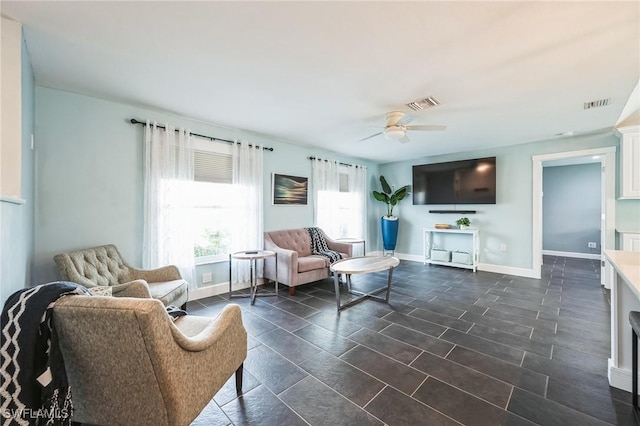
[532, 146, 616, 285]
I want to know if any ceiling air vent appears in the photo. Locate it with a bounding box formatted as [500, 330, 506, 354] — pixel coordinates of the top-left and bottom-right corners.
[584, 98, 610, 109]
[406, 96, 441, 111]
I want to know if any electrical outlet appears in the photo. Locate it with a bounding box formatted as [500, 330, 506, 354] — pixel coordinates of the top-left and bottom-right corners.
[202, 272, 212, 283]
[500, 244, 507, 252]
[588, 242, 597, 248]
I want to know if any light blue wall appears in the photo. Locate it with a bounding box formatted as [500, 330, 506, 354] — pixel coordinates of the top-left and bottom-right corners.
[1, 33, 35, 303]
[378, 132, 625, 271]
[33, 87, 379, 286]
[26, 87, 640, 287]
[542, 163, 601, 254]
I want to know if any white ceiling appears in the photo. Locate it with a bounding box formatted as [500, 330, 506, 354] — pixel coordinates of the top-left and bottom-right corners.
[2, 1, 639, 163]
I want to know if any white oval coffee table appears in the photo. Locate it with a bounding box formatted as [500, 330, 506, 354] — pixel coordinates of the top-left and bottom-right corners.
[330, 256, 400, 312]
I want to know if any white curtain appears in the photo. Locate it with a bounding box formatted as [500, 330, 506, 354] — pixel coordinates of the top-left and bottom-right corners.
[347, 164, 368, 240]
[313, 158, 367, 241]
[143, 121, 196, 288]
[230, 140, 264, 284]
[312, 158, 341, 237]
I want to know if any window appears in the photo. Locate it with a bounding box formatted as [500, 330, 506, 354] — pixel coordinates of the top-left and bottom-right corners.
[317, 169, 351, 238]
[314, 164, 367, 241]
[191, 138, 237, 264]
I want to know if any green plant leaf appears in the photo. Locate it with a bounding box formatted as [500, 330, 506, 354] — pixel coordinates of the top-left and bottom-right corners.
[380, 176, 392, 194]
[391, 186, 409, 203]
[372, 191, 389, 203]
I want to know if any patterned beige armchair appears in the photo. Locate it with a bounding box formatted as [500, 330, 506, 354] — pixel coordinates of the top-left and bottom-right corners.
[53, 294, 247, 426]
[54, 244, 188, 309]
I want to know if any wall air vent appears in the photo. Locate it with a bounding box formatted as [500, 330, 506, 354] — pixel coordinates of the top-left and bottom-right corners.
[584, 98, 610, 109]
[406, 96, 441, 111]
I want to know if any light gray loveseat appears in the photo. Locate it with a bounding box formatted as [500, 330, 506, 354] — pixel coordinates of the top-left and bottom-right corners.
[54, 244, 189, 309]
[263, 228, 353, 295]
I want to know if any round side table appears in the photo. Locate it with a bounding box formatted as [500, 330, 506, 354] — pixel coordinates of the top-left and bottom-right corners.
[229, 250, 278, 305]
[335, 237, 366, 256]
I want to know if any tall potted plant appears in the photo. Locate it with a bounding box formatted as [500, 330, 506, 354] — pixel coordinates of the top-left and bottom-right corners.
[372, 176, 409, 251]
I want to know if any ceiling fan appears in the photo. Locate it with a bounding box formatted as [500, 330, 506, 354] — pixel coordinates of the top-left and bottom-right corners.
[359, 111, 446, 144]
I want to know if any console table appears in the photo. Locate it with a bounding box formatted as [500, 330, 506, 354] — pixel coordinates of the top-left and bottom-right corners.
[423, 228, 479, 272]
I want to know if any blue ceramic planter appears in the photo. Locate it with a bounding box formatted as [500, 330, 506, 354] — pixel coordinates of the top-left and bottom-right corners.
[381, 216, 399, 251]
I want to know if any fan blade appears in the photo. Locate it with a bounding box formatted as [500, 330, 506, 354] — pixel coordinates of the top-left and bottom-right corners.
[396, 113, 415, 126]
[405, 125, 447, 131]
[358, 132, 383, 142]
[398, 135, 410, 144]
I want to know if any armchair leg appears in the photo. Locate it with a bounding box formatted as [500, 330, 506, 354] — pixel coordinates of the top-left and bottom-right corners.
[289, 286, 295, 296]
[235, 363, 244, 395]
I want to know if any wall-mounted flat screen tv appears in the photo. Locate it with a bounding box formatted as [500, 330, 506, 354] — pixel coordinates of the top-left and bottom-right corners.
[412, 157, 496, 205]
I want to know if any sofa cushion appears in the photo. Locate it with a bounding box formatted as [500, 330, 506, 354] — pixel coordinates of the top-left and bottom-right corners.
[267, 229, 312, 257]
[148, 280, 188, 307]
[88, 286, 113, 297]
[297, 255, 328, 273]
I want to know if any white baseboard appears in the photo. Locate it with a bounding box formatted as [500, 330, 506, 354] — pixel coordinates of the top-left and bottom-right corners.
[189, 280, 254, 301]
[477, 263, 538, 279]
[192, 253, 535, 299]
[542, 250, 601, 260]
[367, 251, 425, 263]
[373, 251, 538, 279]
[608, 358, 634, 392]
[394, 252, 424, 263]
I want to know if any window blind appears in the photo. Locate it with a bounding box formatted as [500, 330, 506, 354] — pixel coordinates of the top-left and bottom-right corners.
[194, 149, 232, 184]
[339, 172, 349, 192]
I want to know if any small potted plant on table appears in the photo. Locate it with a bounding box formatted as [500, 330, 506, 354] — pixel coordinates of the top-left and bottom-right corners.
[456, 217, 471, 230]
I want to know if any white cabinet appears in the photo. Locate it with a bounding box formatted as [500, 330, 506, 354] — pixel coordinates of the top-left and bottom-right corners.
[423, 228, 479, 272]
[1, 17, 23, 199]
[621, 232, 640, 252]
[617, 125, 640, 199]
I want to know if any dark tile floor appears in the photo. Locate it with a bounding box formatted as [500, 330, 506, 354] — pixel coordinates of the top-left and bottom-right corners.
[187, 256, 636, 426]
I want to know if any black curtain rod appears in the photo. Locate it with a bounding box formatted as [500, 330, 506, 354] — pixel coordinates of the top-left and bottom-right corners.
[308, 156, 364, 168]
[130, 119, 274, 151]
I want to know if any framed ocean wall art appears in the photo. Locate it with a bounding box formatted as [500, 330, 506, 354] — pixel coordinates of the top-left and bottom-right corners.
[272, 173, 308, 205]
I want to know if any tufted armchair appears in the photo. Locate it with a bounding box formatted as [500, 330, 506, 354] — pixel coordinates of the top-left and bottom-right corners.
[53, 294, 247, 426]
[264, 228, 352, 295]
[54, 244, 188, 309]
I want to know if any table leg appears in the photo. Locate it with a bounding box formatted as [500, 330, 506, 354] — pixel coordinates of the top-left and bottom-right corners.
[228, 253, 232, 298]
[250, 258, 256, 305]
[385, 266, 394, 303]
[333, 270, 342, 311]
[333, 266, 397, 312]
[275, 253, 278, 295]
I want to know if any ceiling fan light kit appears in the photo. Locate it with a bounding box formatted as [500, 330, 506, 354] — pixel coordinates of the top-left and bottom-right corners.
[384, 126, 406, 140]
[359, 109, 446, 143]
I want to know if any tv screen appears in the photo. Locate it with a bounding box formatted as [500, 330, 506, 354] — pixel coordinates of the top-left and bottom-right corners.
[412, 157, 496, 205]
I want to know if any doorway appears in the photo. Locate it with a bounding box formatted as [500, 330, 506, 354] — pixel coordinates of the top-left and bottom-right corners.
[532, 147, 616, 286]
